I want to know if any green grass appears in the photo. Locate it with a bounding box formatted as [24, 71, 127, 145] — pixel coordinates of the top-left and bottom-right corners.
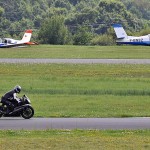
[33, 95, 150, 117]
[0, 45, 150, 149]
[0, 45, 150, 150]
[0, 63, 150, 117]
[0, 130, 150, 150]
[0, 45, 150, 58]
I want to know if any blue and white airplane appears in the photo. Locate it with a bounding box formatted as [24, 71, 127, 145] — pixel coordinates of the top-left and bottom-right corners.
[112, 24, 150, 46]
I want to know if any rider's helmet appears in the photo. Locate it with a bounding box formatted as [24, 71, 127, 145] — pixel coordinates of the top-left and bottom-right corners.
[14, 85, 21, 93]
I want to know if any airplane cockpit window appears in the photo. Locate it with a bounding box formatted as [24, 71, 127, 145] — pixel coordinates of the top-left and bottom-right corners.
[4, 39, 7, 43]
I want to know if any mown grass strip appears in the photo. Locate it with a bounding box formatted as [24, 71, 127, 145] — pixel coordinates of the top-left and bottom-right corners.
[0, 45, 150, 58]
[22, 89, 150, 96]
[0, 130, 150, 150]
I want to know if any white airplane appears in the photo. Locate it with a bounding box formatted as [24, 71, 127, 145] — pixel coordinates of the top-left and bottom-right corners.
[112, 24, 150, 46]
[0, 30, 37, 48]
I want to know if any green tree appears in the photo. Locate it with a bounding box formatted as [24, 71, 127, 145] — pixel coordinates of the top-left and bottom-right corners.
[122, 0, 150, 19]
[0, 0, 150, 43]
[0, 7, 4, 17]
[73, 26, 93, 45]
[38, 16, 71, 44]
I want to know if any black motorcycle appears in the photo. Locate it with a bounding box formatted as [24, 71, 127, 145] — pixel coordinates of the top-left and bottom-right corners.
[0, 95, 34, 119]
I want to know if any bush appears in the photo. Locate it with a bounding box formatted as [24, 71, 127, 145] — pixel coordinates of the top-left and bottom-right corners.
[73, 26, 93, 45]
[91, 34, 115, 46]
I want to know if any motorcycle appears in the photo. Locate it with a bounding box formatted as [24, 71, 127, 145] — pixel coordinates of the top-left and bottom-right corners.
[0, 95, 34, 119]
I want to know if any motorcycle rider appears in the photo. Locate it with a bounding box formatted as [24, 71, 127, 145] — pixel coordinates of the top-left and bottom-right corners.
[1, 85, 21, 114]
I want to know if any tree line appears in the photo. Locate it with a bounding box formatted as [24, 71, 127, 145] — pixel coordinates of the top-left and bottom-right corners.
[0, 0, 150, 45]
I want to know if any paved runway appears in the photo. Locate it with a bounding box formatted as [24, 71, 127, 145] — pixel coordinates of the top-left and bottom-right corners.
[0, 58, 150, 64]
[1, 117, 150, 130]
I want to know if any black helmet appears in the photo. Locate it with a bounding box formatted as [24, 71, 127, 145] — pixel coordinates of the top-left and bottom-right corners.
[14, 85, 21, 93]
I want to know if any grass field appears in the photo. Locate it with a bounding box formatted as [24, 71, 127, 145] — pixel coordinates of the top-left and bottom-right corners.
[0, 45, 150, 58]
[0, 45, 150, 149]
[0, 130, 150, 150]
[0, 63, 149, 117]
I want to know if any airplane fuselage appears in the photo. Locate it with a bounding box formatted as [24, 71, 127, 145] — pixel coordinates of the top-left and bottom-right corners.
[0, 38, 22, 48]
[116, 35, 150, 46]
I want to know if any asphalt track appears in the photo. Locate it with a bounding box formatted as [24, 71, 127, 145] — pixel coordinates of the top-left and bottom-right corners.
[1, 117, 150, 130]
[0, 58, 150, 64]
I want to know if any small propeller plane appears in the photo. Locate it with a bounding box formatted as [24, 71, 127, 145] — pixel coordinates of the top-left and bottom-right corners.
[0, 30, 37, 48]
[112, 24, 150, 46]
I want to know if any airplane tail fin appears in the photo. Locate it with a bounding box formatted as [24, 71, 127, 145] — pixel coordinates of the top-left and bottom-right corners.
[112, 24, 128, 39]
[21, 30, 32, 43]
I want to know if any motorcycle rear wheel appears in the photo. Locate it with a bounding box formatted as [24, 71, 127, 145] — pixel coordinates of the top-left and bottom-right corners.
[0, 106, 3, 118]
[21, 106, 34, 119]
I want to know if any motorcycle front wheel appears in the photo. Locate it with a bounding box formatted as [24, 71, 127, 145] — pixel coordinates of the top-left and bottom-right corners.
[21, 106, 34, 119]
